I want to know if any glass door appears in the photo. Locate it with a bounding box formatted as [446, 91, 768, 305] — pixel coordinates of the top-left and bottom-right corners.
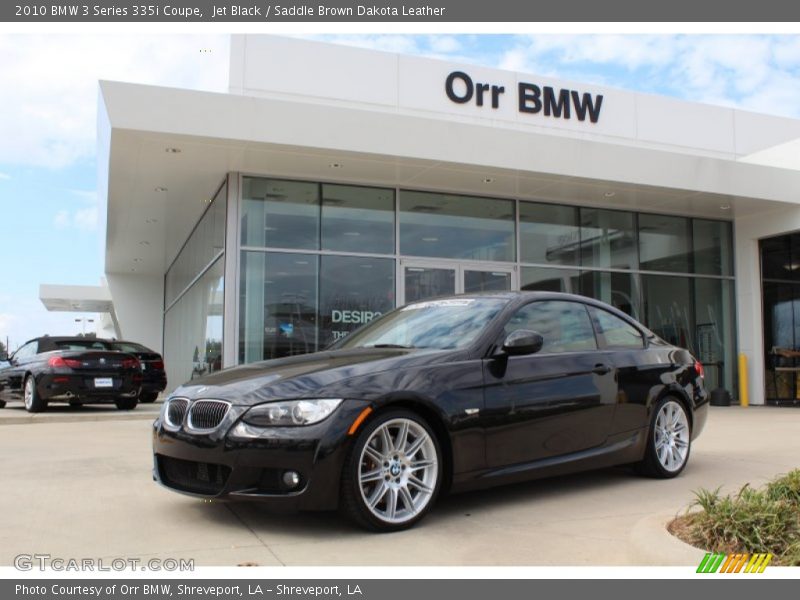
[400, 260, 515, 304]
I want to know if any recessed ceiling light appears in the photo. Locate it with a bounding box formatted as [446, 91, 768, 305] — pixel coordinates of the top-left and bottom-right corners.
[295, 260, 309, 265]
[422, 237, 439, 242]
[483, 177, 494, 184]
[720, 204, 731, 210]
[165, 147, 181, 154]
[604, 191, 616, 198]
[130, 268, 137, 272]
[133, 258, 142, 263]
[139, 240, 150, 246]
[154, 186, 168, 193]
[329, 162, 342, 169]
[145, 218, 158, 224]
[343, 232, 361, 237]
[360, 264, 373, 269]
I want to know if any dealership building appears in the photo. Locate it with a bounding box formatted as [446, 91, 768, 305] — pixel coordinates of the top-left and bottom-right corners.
[40, 35, 800, 405]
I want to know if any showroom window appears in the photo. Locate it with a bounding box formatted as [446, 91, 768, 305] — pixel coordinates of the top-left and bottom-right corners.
[579, 208, 637, 270]
[399, 190, 515, 262]
[322, 184, 395, 254]
[241, 178, 320, 250]
[638, 213, 691, 273]
[519, 202, 579, 266]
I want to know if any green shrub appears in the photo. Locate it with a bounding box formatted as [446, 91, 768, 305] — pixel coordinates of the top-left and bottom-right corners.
[676, 470, 800, 566]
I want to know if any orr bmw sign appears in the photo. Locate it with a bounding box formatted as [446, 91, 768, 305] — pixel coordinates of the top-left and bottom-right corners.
[445, 70, 604, 124]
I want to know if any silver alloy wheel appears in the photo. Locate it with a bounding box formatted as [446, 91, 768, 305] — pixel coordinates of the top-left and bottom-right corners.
[24, 377, 34, 411]
[357, 417, 438, 524]
[654, 400, 690, 472]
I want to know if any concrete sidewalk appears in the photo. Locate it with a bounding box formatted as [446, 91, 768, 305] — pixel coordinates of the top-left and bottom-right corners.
[0, 406, 797, 566]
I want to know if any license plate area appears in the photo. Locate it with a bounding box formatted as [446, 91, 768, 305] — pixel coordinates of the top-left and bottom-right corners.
[94, 377, 113, 388]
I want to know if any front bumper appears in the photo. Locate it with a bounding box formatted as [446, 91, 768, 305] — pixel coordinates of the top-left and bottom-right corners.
[152, 399, 369, 511]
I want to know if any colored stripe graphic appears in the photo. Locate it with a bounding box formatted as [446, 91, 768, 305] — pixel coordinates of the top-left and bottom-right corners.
[697, 552, 773, 573]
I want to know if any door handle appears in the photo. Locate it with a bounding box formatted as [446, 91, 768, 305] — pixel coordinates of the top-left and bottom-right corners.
[592, 364, 612, 375]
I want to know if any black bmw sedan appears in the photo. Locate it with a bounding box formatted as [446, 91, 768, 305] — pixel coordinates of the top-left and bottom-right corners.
[153, 292, 708, 531]
[0, 336, 143, 412]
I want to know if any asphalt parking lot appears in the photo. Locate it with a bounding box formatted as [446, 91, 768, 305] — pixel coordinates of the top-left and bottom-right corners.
[0, 404, 798, 566]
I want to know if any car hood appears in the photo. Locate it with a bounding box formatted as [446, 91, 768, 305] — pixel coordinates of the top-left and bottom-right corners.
[171, 347, 460, 406]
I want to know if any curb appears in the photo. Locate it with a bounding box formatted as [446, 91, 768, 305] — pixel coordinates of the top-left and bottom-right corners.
[629, 512, 707, 566]
[0, 412, 157, 425]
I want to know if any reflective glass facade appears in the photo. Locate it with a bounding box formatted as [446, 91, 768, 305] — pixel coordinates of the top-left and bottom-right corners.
[162, 174, 737, 401]
[163, 181, 227, 387]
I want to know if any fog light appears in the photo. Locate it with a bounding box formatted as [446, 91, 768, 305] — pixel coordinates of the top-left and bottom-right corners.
[282, 470, 300, 489]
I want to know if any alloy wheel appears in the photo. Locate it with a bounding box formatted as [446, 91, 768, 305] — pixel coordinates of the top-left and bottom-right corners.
[357, 417, 439, 525]
[24, 377, 34, 411]
[654, 400, 690, 472]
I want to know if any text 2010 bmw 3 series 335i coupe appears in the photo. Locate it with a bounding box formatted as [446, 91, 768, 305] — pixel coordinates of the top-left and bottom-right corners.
[153, 291, 708, 532]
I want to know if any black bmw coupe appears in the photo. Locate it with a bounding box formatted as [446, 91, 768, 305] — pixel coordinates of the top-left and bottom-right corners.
[153, 292, 708, 531]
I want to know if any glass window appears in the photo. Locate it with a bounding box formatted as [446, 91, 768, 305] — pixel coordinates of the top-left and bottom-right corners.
[641, 274, 692, 350]
[519, 202, 579, 266]
[579, 208, 637, 270]
[404, 266, 456, 303]
[163, 257, 224, 388]
[165, 181, 226, 306]
[521, 267, 580, 293]
[579, 271, 640, 319]
[761, 235, 800, 282]
[399, 190, 515, 262]
[695, 278, 737, 396]
[503, 300, 597, 353]
[321, 184, 395, 254]
[241, 178, 320, 250]
[638, 213, 690, 273]
[463, 270, 512, 293]
[319, 256, 395, 347]
[693, 219, 733, 276]
[588, 307, 644, 349]
[239, 252, 318, 363]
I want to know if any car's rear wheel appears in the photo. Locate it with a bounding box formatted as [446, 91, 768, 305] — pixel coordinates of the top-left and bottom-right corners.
[23, 375, 46, 413]
[139, 391, 159, 403]
[636, 397, 691, 478]
[340, 410, 442, 532]
[115, 398, 138, 410]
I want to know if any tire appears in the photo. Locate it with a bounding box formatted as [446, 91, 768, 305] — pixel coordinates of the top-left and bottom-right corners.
[115, 397, 138, 410]
[23, 375, 47, 413]
[0, 400, 6, 409]
[139, 391, 159, 404]
[69, 401, 82, 408]
[635, 397, 691, 478]
[340, 409, 442, 532]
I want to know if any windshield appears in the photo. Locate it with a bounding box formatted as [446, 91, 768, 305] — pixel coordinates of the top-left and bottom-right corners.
[335, 297, 508, 351]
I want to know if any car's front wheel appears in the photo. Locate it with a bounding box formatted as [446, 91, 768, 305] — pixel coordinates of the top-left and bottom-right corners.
[23, 375, 46, 413]
[636, 397, 691, 478]
[340, 410, 442, 532]
[114, 398, 138, 410]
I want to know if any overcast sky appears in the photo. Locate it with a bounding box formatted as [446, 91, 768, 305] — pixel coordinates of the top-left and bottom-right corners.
[2, 33, 800, 350]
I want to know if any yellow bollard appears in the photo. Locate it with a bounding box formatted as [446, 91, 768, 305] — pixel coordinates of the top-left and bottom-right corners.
[738, 353, 749, 407]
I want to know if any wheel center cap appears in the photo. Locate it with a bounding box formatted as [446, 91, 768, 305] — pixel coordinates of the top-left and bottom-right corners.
[389, 462, 401, 477]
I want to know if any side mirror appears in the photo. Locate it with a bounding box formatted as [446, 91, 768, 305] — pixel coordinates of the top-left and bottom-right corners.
[501, 329, 544, 356]
[0, 352, 8, 362]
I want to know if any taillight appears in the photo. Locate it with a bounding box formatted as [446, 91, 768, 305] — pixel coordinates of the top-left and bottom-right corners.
[151, 360, 164, 370]
[48, 356, 81, 369]
[121, 357, 141, 370]
[694, 360, 705, 379]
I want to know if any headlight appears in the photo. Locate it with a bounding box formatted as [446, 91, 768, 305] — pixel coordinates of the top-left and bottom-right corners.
[242, 399, 343, 427]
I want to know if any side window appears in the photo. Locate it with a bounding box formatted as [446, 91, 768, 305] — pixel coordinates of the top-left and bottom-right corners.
[590, 307, 644, 349]
[504, 300, 597, 353]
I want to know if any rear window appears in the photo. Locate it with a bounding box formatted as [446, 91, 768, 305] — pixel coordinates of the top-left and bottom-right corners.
[54, 340, 112, 351]
[111, 342, 151, 353]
